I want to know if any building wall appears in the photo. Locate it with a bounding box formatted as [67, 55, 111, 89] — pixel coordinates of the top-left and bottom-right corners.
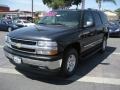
[0, 6, 10, 12]
[104, 11, 118, 21]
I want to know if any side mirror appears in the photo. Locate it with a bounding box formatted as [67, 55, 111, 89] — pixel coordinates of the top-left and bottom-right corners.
[84, 21, 93, 28]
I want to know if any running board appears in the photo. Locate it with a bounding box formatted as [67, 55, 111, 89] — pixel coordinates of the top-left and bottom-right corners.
[80, 48, 101, 61]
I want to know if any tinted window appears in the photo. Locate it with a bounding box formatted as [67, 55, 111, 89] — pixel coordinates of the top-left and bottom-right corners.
[83, 11, 94, 27]
[39, 11, 80, 27]
[99, 12, 108, 24]
[6, 21, 12, 24]
[1, 21, 6, 24]
[93, 11, 102, 26]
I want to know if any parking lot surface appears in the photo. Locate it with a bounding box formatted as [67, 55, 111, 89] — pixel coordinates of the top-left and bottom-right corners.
[0, 31, 120, 90]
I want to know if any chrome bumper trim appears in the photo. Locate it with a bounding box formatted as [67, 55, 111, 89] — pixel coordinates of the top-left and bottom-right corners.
[5, 51, 62, 70]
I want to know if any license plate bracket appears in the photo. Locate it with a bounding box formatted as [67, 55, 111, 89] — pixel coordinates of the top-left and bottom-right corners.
[13, 56, 22, 64]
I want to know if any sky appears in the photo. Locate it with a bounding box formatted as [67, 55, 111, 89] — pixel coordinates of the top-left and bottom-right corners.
[0, 0, 120, 12]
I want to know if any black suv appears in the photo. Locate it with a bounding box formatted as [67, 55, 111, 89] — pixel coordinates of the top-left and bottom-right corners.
[4, 9, 109, 77]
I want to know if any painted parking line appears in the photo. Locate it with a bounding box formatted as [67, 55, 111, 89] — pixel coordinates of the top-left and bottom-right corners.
[112, 52, 120, 55]
[0, 67, 120, 85]
[0, 68, 22, 75]
[0, 45, 3, 48]
[69, 75, 120, 85]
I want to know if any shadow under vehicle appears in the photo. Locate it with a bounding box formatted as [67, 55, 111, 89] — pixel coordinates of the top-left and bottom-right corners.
[14, 46, 116, 85]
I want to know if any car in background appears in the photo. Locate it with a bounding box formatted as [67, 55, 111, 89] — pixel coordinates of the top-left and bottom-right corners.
[15, 19, 35, 27]
[108, 21, 120, 37]
[0, 19, 21, 32]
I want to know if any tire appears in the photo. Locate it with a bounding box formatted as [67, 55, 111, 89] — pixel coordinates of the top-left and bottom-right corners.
[100, 37, 107, 53]
[8, 27, 12, 32]
[60, 48, 78, 77]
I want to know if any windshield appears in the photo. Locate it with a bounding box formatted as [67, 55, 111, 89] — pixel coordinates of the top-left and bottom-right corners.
[3, 20, 13, 24]
[7, 21, 13, 24]
[23, 20, 30, 23]
[38, 11, 80, 27]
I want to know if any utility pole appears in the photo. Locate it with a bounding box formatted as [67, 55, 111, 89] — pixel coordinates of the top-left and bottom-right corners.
[32, 0, 33, 22]
[81, 0, 85, 10]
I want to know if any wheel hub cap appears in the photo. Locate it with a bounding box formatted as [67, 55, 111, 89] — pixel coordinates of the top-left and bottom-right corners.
[67, 54, 76, 72]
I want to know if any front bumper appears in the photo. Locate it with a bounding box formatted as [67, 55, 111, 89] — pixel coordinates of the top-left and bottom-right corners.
[109, 31, 120, 37]
[4, 46, 62, 71]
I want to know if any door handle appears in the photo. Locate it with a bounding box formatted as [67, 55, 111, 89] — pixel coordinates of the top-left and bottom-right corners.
[80, 31, 90, 38]
[83, 31, 90, 35]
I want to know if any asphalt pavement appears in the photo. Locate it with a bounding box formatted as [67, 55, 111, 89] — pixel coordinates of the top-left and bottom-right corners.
[0, 31, 120, 90]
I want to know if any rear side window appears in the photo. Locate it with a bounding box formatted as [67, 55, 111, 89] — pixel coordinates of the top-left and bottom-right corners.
[93, 11, 102, 26]
[83, 11, 94, 27]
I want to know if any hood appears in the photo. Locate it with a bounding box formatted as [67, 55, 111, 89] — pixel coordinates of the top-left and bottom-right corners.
[8, 25, 72, 41]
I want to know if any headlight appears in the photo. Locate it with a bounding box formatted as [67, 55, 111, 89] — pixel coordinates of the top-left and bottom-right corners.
[109, 29, 112, 32]
[5, 36, 11, 43]
[36, 41, 58, 55]
[5, 36, 11, 48]
[115, 28, 120, 32]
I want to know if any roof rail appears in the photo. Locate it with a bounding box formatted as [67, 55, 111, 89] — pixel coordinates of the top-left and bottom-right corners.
[87, 8, 99, 11]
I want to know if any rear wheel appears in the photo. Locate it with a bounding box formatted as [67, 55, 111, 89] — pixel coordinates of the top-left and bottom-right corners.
[60, 48, 78, 77]
[100, 37, 107, 53]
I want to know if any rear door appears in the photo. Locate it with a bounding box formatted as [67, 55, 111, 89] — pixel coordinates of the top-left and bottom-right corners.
[80, 11, 96, 52]
[92, 11, 104, 44]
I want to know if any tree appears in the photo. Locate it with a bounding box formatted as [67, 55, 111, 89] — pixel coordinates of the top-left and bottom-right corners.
[42, 0, 82, 10]
[72, 0, 82, 9]
[42, 0, 70, 9]
[115, 8, 120, 19]
[35, 11, 42, 17]
[96, 0, 116, 10]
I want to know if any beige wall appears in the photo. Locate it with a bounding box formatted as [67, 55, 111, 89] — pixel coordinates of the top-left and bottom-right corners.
[104, 11, 118, 21]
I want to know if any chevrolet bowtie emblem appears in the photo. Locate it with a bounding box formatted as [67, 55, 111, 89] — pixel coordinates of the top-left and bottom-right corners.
[16, 43, 22, 48]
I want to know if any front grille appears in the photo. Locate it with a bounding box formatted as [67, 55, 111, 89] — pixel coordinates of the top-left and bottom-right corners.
[11, 45, 35, 53]
[10, 38, 37, 54]
[11, 38, 36, 45]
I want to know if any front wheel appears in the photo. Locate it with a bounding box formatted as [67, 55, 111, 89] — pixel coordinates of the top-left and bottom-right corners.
[60, 48, 78, 77]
